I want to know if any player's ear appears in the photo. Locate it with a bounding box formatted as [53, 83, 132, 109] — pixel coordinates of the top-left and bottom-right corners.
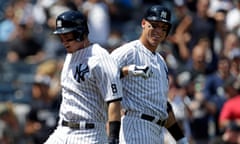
[141, 19, 147, 29]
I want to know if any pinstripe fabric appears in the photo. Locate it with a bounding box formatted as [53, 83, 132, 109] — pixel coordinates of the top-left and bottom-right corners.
[45, 43, 122, 143]
[119, 116, 164, 144]
[44, 124, 108, 144]
[111, 40, 168, 144]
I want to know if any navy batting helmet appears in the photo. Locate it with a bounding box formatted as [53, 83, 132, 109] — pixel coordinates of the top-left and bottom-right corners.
[144, 5, 172, 34]
[53, 10, 89, 41]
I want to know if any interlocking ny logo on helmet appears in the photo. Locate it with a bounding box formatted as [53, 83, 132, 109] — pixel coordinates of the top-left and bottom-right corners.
[144, 5, 172, 35]
[56, 20, 62, 28]
[144, 5, 171, 24]
[53, 10, 89, 41]
[160, 11, 167, 20]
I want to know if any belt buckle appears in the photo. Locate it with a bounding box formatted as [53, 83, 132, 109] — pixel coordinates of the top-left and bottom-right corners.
[79, 121, 86, 129]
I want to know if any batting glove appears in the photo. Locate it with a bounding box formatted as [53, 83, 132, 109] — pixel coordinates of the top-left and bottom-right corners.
[176, 137, 189, 144]
[128, 64, 151, 79]
[108, 137, 119, 144]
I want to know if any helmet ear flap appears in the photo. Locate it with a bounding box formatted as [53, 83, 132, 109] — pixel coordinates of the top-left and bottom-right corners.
[73, 31, 84, 41]
[73, 26, 89, 41]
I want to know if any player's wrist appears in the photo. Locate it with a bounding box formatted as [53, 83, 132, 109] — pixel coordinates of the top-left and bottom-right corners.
[120, 66, 129, 78]
[167, 101, 173, 113]
[167, 122, 185, 141]
[109, 121, 121, 139]
[108, 137, 119, 144]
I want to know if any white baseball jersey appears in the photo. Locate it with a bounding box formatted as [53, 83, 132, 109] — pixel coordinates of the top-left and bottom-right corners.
[111, 40, 169, 144]
[45, 43, 123, 144]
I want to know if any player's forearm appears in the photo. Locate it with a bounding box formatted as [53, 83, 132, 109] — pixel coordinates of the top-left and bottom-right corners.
[165, 102, 189, 143]
[167, 121, 189, 144]
[164, 107, 177, 128]
[108, 101, 121, 121]
[120, 64, 151, 79]
[108, 101, 121, 143]
[120, 66, 129, 78]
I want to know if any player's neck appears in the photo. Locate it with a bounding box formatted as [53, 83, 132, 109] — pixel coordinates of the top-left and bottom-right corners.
[77, 39, 92, 51]
[139, 37, 157, 53]
[83, 39, 92, 48]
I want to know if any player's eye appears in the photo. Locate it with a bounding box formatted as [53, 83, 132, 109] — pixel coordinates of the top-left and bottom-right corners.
[65, 38, 75, 42]
[148, 21, 169, 31]
[150, 23, 158, 29]
[161, 27, 168, 32]
[60, 37, 75, 42]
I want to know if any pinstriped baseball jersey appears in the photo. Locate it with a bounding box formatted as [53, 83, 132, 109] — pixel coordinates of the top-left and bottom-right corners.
[45, 43, 122, 144]
[59, 43, 123, 122]
[119, 116, 164, 144]
[111, 40, 168, 120]
[45, 124, 108, 144]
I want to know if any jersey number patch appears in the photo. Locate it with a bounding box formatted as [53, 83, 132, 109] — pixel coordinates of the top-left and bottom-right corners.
[111, 84, 118, 93]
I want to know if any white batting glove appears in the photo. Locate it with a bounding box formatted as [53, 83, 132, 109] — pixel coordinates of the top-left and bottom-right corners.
[128, 64, 151, 79]
[176, 137, 189, 144]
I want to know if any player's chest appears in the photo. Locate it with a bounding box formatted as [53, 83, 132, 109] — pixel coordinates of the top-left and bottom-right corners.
[61, 56, 98, 84]
[136, 53, 168, 78]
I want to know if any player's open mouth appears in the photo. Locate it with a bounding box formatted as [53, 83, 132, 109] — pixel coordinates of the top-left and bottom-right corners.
[152, 36, 160, 41]
[152, 33, 161, 39]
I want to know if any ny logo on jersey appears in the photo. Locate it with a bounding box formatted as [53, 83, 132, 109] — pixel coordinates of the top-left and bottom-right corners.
[74, 64, 89, 82]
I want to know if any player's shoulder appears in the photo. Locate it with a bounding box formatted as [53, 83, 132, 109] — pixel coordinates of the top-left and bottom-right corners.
[91, 43, 110, 55]
[118, 40, 139, 50]
[111, 40, 139, 54]
[158, 53, 165, 61]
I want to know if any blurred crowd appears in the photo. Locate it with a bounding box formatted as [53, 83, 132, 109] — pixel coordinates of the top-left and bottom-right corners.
[0, 0, 239, 144]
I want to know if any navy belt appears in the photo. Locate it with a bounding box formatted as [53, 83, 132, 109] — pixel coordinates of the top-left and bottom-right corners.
[62, 120, 95, 129]
[125, 111, 166, 126]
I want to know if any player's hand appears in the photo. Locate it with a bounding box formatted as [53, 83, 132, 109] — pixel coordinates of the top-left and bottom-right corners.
[108, 137, 119, 144]
[128, 64, 151, 79]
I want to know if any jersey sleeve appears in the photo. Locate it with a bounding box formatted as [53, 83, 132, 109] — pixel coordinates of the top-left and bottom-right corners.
[94, 51, 123, 102]
[110, 44, 135, 68]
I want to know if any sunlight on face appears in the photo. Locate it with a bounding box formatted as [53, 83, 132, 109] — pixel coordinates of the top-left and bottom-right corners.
[143, 20, 169, 47]
[59, 33, 80, 53]
[59, 33, 75, 43]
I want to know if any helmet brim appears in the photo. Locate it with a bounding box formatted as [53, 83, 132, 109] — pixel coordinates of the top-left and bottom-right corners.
[145, 17, 170, 24]
[53, 27, 75, 35]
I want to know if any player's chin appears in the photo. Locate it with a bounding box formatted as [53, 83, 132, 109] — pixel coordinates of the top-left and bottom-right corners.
[66, 48, 75, 53]
[150, 39, 161, 46]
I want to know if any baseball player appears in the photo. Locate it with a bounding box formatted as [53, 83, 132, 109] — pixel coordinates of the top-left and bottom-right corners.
[44, 10, 123, 144]
[111, 5, 188, 144]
